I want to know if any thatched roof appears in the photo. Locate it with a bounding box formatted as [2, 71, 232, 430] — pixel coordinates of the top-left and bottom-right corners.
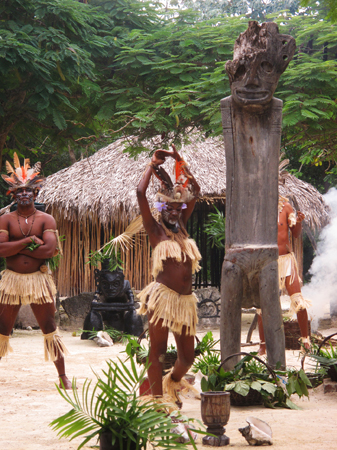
[279, 170, 329, 232]
[38, 134, 226, 223]
[37, 133, 329, 232]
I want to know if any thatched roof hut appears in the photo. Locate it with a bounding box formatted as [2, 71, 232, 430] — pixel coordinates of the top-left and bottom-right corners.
[36, 133, 329, 296]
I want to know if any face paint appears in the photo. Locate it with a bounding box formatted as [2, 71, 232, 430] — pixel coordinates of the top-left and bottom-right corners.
[14, 187, 35, 206]
[161, 208, 177, 225]
[161, 202, 182, 227]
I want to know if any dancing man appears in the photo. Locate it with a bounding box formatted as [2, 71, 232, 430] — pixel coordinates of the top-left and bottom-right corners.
[0, 154, 71, 389]
[137, 144, 201, 406]
[258, 196, 311, 354]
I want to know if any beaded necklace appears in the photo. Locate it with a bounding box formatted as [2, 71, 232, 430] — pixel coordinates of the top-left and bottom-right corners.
[17, 209, 37, 237]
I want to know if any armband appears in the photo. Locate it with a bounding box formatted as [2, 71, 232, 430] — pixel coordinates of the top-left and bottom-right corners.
[288, 212, 296, 227]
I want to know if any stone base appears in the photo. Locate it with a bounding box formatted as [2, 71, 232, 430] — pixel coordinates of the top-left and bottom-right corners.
[202, 435, 230, 446]
[323, 378, 337, 394]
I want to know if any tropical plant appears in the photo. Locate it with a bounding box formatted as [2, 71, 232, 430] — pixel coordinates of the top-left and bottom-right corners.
[203, 207, 225, 250]
[124, 331, 219, 370]
[200, 353, 312, 409]
[50, 356, 199, 449]
[309, 336, 337, 379]
[87, 236, 124, 272]
[192, 331, 220, 375]
[193, 352, 222, 377]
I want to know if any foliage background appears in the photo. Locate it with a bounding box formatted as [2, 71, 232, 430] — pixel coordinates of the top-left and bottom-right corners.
[1, 0, 337, 208]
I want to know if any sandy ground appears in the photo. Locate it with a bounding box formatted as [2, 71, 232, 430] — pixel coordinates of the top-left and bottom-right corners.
[1, 315, 337, 450]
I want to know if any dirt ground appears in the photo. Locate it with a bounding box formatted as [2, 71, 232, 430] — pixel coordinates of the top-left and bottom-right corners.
[1, 314, 337, 450]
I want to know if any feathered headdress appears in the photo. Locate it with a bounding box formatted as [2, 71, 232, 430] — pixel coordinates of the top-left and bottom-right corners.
[1, 152, 44, 195]
[153, 158, 195, 204]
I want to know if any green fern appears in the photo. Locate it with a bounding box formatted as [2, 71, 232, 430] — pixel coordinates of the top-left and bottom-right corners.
[50, 357, 198, 449]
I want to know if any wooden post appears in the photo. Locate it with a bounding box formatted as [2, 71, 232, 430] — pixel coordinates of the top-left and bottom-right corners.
[220, 21, 296, 369]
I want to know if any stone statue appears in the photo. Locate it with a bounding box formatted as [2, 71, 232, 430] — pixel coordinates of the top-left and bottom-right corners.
[220, 21, 296, 369]
[81, 261, 143, 339]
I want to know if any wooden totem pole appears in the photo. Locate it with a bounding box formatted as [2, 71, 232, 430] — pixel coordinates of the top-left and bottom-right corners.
[220, 22, 296, 369]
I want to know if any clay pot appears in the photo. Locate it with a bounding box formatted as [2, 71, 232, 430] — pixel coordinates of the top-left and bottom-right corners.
[327, 366, 337, 382]
[99, 431, 138, 450]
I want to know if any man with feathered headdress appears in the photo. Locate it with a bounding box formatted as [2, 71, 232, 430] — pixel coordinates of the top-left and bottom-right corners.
[0, 153, 71, 389]
[136, 144, 201, 408]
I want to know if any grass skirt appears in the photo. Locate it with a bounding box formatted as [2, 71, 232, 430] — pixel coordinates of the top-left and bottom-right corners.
[0, 269, 56, 305]
[138, 282, 198, 336]
[278, 252, 299, 290]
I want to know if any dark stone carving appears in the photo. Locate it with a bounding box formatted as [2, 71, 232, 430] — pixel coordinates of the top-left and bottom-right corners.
[196, 289, 221, 319]
[220, 21, 296, 369]
[81, 264, 143, 339]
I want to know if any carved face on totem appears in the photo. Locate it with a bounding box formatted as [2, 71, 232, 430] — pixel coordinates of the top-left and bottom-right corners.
[225, 21, 296, 108]
[100, 270, 124, 299]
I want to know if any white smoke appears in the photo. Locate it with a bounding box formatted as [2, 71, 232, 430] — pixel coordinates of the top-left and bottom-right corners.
[302, 187, 337, 331]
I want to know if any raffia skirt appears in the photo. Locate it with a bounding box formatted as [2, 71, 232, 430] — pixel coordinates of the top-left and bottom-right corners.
[137, 281, 198, 336]
[0, 269, 56, 305]
[278, 252, 299, 290]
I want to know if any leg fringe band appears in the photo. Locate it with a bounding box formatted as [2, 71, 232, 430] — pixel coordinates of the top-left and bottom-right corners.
[289, 293, 312, 316]
[162, 370, 201, 406]
[44, 329, 69, 362]
[137, 282, 198, 336]
[0, 334, 13, 357]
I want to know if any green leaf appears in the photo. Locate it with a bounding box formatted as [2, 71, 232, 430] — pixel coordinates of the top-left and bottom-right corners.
[201, 377, 209, 392]
[224, 382, 236, 391]
[233, 381, 250, 397]
[136, 55, 152, 64]
[170, 68, 184, 74]
[286, 398, 301, 410]
[260, 382, 277, 395]
[301, 109, 319, 120]
[294, 379, 304, 397]
[52, 109, 67, 130]
[286, 375, 296, 396]
[179, 74, 193, 82]
[250, 381, 262, 392]
[299, 369, 312, 387]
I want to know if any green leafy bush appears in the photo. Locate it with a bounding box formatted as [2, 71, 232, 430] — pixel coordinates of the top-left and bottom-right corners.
[192, 331, 220, 376]
[200, 353, 312, 410]
[203, 207, 225, 250]
[309, 339, 337, 376]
